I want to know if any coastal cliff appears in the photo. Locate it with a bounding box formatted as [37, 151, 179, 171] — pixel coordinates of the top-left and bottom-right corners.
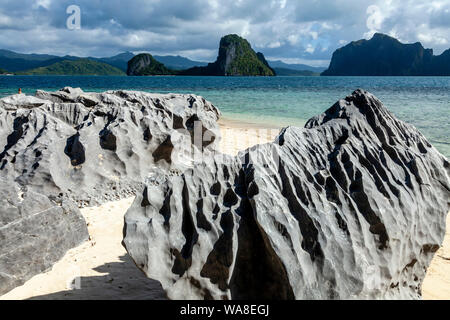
[322, 33, 450, 76]
[181, 34, 275, 76]
[127, 53, 174, 76]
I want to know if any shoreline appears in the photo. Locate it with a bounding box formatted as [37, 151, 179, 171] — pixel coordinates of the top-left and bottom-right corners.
[219, 113, 306, 131]
[218, 115, 284, 130]
[0, 118, 448, 300]
[218, 117, 281, 156]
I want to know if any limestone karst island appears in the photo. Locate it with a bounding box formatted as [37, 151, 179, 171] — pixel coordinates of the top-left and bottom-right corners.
[0, 0, 449, 313]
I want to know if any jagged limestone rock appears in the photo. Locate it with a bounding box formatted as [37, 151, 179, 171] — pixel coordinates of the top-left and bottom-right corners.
[322, 33, 450, 76]
[0, 183, 88, 295]
[0, 87, 221, 206]
[123, 89, 450, 300]
[0, 87, 221, 295]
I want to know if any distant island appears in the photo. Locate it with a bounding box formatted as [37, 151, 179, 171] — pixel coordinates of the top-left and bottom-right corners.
[178, 34, 275, 76]
[17, 59, 125, 76]
[128, 34, 276, 76]
[4, 33, 450, 77]
[127, 54, 174, 76]
[0, 35, 323, 76]
[322, 33, 450, 76]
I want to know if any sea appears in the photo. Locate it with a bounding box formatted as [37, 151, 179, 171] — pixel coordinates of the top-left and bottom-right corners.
[0, 75, 449, 157]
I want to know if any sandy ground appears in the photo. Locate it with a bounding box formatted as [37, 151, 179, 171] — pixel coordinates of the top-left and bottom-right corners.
[217, 118, 281, 155]
[0, 198, 166, 300]
[422, 213, 450, 300]
[1, 118, 449, 300]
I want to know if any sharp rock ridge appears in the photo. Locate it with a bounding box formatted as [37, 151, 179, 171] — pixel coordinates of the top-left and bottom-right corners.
[123, 89, 450, 300]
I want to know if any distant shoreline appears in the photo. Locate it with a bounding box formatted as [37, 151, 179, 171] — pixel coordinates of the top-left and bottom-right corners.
[3, 74, 450, 77]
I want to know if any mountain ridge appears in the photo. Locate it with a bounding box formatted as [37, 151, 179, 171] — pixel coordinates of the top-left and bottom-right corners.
[153, 55, 208, 70]
[0, 48, 322, 76]
[18, 59, 126, 75]
[268, 60, 326, 72]
[322, 33, 450, 76]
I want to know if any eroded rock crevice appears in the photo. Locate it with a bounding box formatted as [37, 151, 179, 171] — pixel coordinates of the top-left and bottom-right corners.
[0, 87, 221, 296]
[124, 89, 449, 300]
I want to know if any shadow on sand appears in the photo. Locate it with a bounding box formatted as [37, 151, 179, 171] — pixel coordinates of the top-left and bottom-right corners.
[28, 254, 167, 300]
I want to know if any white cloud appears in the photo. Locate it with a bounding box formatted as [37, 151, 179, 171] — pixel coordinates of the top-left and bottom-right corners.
[287, 34, 300, 45]
[305, 44, 315, 54]
[34, 0, 51, 9]
[0, 0, 449, 64]
[366, 5, 384, 31]
[0, 13, 13, 27]
[267, 41, 282, 48]
[418, 33, 448, 45]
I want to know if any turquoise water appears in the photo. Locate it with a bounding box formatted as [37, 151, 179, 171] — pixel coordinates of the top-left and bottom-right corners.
[0, 75, 449, 157]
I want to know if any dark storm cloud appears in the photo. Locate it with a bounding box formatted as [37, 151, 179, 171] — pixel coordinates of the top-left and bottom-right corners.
[0, 0, 448, 65]
[49, 0, 210, 29]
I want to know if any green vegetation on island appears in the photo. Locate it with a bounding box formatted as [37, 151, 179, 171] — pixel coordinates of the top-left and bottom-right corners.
[4, 32, 450, 77]
[0, 39, 325, 77]
[18, 59, 126, 75]
[127, 54, 175, 76]
[180, 34, 276, 76]
[94, 52, 135, 72]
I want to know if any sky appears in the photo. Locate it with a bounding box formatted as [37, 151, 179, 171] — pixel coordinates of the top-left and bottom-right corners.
[0, 0, 449, 67]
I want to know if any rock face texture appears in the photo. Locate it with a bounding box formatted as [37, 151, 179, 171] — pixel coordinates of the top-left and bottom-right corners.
[181, 34, 275, 76]
[127, 54, 173, 76]
[123, 89, 450, 300]
[0, 183, 88, 295]
[322, 33, 450, 76]
[0, 87, 220, 206]
[0, 87, 220, 295]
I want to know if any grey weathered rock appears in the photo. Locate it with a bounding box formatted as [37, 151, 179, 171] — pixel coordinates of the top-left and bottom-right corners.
[0, 87, 220, 295]
[123, 89, 450, 300]
[0, 183, 89, 295]
[0, 87, 220, 206]
[0, 94, 47, 110]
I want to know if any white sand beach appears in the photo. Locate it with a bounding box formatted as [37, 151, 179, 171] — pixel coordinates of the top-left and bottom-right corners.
[422, 213, 450, 300]
[0, 197, 166, 300]
[1, 119, 449, 300]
